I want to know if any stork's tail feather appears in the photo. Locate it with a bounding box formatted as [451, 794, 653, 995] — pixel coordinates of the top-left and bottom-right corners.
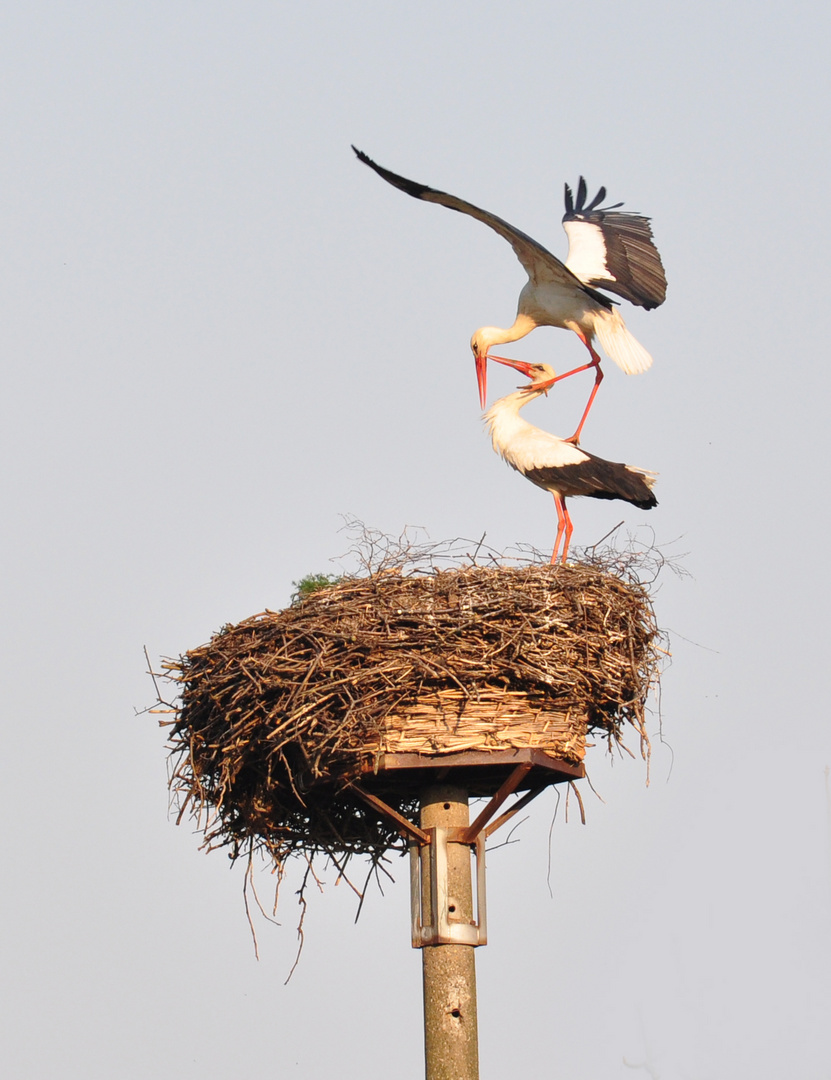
[593, 308, 653, 375]
[624, 465, 658, 508]
[586, 462, 657, 509]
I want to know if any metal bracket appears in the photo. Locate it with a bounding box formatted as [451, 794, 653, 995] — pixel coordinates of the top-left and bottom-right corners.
[351, 785, 429, 844]
[410, 827, 487, 948]
[460, 761, 533, 842]
[353, 763, 557, 950]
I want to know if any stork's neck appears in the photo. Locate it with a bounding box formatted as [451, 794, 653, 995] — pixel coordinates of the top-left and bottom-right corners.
[475, 314, 538, 353]
[483, 386, 544, 458]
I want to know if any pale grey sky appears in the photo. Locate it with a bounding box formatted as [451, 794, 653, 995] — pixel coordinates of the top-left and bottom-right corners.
[2, 2, 830, 1077]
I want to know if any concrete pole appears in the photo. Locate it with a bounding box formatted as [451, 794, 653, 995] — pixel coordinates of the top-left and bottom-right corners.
[420, 784, 479, 1080]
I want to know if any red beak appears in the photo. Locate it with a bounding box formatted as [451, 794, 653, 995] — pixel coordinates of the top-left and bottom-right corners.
[490, 355, 558, 395]
[489, 355, 536, 379]
[475, 353, 488, 409]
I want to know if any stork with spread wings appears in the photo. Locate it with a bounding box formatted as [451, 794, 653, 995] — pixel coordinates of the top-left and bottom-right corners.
[353, 147, 666, 443]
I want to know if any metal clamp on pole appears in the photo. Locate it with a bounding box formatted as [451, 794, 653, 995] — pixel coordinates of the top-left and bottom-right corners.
[410, 827, 487, 948]
[355, 763, 553, 952]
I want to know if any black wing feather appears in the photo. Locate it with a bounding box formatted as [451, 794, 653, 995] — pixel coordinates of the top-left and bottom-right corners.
[525, 457, 657, 508]
[593, 211, 667, 308]
[562, 177, 667, 309]
[353, 147, 614, 308]
[575, 176, 588, 212]
[584, 185, 607, 213]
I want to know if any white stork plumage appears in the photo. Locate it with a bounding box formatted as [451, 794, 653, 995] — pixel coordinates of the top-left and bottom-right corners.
[485, 357, 658, 564]
[353, 147, 666, 441]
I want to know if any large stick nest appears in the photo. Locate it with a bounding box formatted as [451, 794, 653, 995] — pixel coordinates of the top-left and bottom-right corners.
[160, 550, 663, 875]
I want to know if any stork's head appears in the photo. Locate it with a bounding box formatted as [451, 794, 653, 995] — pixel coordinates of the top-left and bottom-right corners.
[490, 356, 558, 394]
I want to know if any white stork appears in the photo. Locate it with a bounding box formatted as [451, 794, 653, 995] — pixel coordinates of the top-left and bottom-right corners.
[484, 357, 657, 564]
[353, 147, 666, 441]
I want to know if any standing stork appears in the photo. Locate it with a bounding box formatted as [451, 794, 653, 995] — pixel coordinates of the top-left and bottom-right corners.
[353, 147, 666, 442]
[484, 357, 657, 564]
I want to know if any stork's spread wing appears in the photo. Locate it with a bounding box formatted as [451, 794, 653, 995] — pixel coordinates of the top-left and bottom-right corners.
[353, 147, 609, 304]
[563, 178, 667, 310]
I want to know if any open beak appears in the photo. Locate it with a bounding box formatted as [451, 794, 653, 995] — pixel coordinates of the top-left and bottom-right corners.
[475, 353, 488, 409]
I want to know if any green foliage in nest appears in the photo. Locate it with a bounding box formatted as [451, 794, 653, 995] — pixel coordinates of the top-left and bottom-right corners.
[290, 572, 343, 604]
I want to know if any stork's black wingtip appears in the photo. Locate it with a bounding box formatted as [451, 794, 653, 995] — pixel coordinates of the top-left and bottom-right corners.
[585, 184, 608, 213]
[352, 145, 370, 164]
[575, 176, 588, 212]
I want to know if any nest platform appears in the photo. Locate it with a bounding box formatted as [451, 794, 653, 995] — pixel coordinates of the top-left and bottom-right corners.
[163, 562, 660, 869]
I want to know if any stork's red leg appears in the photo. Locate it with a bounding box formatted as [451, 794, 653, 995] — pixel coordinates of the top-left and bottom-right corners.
[560, 498, 574, 564]
[551, 494, 566, 565]
[551, 495, 574, 565]
[564, 335, 604, 445]
[565, 363, 604, 445]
